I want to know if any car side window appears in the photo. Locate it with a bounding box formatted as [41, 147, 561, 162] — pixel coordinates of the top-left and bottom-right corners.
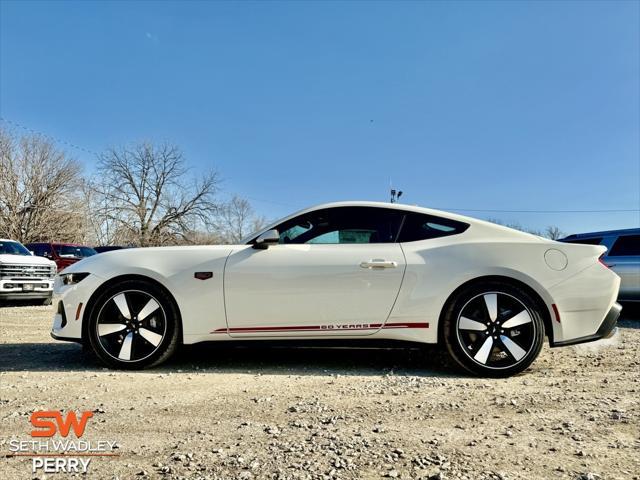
[275, 207, 404, 244]
[308, 229, 380, 244]
[32, 244, 52, 257]
[608, 235, 640, 256]
[397, 212, 469, 242]
[279, 222, 313, 244]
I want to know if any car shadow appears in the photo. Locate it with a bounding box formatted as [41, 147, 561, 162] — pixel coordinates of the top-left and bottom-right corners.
[0, 341, 455, 377]
[2, 306, 637, 376]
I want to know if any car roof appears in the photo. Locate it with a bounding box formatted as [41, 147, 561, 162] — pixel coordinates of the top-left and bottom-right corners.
[242, 200, 545, 244]
[270, 200, 481, 224]
[562, 227, 640, 240]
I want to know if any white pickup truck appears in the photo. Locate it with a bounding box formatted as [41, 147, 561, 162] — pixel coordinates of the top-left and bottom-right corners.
[0, 239, 57, 304]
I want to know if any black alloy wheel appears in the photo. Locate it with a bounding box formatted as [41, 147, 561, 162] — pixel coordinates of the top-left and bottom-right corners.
[443, 281, 545, 377]
[87, 280, 180, 369]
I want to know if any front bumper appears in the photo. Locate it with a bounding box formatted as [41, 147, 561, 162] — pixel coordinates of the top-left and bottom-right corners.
[551, 302, 622, 347]
[0, 291, 52, 300]
[50, 273, 104, 341]
[0, 279, 53, 300]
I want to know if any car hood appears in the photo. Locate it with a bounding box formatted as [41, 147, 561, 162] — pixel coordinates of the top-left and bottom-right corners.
[60, 245, 239, 276]
[0, 254, 56, 266]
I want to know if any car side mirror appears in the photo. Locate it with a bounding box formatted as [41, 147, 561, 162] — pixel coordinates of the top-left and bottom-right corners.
[253, 229, 279, 249]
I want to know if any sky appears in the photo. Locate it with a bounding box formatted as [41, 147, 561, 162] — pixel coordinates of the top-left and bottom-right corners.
[1, 0, 639, 235]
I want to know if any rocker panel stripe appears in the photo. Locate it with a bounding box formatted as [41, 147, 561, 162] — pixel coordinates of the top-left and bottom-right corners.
[211, 322, 429, 334]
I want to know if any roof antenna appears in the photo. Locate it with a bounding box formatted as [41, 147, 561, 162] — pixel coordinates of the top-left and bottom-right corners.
[390, 180, 403, 203]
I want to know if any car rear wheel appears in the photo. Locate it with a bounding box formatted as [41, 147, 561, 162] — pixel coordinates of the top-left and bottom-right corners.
[442, 281, 545, 377]
[87, 280, 180, 369]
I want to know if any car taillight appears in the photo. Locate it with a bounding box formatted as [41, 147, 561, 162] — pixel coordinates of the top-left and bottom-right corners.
[598, 254, 610, 269]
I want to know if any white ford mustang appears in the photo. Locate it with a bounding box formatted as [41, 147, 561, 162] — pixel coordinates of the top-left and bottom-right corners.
[51, 201, 621, 376]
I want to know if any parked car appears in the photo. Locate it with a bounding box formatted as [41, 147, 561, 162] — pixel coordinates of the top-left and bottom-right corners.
[560, 228, 639, 302]
[94, 246, 131, 254]
[26, 242, 97, 272]
[0, 239, 57, 304]
[50, 201, 621, 376]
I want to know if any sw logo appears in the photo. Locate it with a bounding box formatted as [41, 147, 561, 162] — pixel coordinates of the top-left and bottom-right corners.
[30, 410, 94, 438]
[28, 410, 95, 474]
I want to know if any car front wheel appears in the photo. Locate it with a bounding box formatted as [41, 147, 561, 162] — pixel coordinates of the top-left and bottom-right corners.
[87, 280, 180, 369]
[443, 281, 545, 377]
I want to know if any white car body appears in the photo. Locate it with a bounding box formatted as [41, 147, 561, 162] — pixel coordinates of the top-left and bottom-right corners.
[50, 202, 621, 373]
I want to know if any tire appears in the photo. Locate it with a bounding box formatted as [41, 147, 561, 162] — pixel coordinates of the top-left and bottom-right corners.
[442, 281, 545, 377]
[86, 279, 181, 369]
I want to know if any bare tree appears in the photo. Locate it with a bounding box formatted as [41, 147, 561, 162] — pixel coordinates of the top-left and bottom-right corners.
[486, 218, 542, 236]
[179, 230, 224, 246]
[83, 179, 133, 246]
[486, 218, 566, 240]
[544, 225, 565, 240]
[216, 195, 267, 243]
[0, 128, 87, 243]
[89, 142, 220, 246]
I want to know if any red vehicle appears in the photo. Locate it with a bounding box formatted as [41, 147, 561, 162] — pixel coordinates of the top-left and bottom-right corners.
[25, 243, 97, 272]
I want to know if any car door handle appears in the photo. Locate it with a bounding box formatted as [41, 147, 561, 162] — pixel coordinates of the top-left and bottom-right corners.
[360, 259, 397, 269]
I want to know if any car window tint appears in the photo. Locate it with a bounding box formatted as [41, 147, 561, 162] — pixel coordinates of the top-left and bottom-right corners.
[275, 207, 404, 244]
[309, 229, 377, 244]
[31, 244, 52, 257]
[55, 245, 97, 258]
[609, 235, 640, 256]
[398, 212, 469, 242]
[280, 222, 312, 244]
[564, 237, 603, 246]
[0, 241, 31, 256]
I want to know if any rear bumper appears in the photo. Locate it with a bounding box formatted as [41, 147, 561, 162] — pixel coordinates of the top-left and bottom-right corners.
[551, 302, 621, 347]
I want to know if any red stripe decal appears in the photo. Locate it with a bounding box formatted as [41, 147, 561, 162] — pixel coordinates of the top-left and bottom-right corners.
[211, 322, 429, 334]
[382, 322, 429, 329]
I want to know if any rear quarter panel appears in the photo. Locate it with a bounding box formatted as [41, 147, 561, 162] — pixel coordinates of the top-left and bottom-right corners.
[387, 225, 608, 344]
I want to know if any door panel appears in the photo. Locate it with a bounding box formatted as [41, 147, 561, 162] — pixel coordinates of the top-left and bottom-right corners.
[223, 244, 406, 336]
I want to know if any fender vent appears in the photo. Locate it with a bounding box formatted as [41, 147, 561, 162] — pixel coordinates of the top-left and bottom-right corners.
[194, 272, 213, 280]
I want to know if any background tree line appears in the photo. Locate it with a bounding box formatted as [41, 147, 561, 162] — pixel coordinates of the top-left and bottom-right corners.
[0, 128, 266, 246]
[0, 127, 566, 246]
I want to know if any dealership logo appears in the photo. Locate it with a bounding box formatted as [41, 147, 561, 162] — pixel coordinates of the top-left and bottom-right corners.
[8, 410, 119, 474]
[30, 410, 93, 437]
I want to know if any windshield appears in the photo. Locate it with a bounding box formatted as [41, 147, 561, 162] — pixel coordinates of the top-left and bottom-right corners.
[54, 245, 97, 258]
[0, 241, 32, 256]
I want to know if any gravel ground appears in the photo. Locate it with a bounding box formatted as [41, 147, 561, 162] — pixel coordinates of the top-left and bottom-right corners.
[1, 304, 639, 480]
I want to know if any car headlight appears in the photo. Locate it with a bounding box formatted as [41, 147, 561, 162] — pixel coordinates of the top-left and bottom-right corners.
[59, 272, 90, 285]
